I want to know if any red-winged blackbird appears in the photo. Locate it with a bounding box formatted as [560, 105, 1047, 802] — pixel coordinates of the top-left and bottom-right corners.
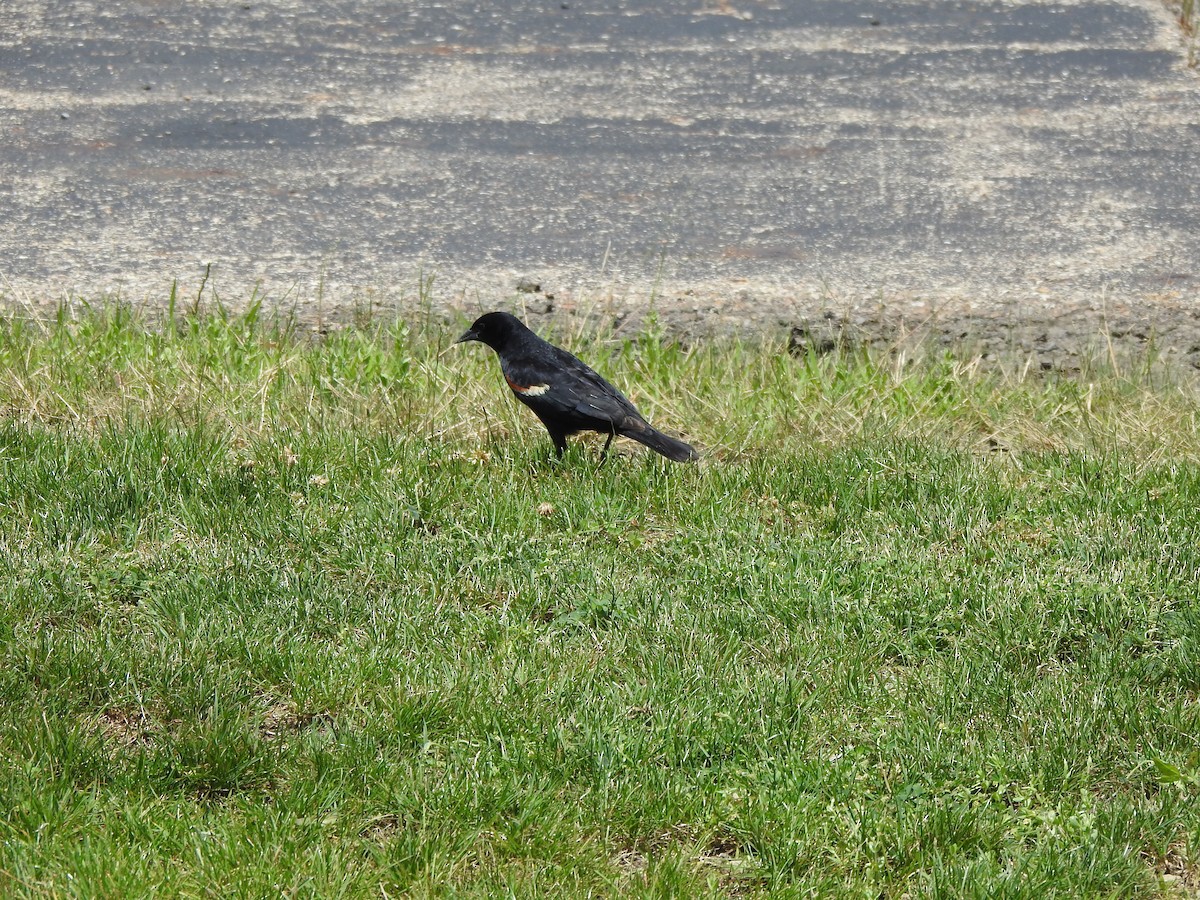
[456, 311, 698, 462]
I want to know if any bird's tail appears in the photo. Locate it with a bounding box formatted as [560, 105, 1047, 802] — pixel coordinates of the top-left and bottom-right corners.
[621, 420, 698, 462]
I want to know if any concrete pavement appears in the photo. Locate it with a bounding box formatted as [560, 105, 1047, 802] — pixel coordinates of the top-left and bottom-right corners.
[1, 0, 1198, 364]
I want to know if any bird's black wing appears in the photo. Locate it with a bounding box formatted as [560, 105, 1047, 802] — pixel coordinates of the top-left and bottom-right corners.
[546, 345, 643, 424]
[502, 344, 641, 429]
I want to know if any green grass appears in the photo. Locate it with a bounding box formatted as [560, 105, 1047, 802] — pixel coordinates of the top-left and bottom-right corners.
[1167, 0, 1199, 66]
[1, 300, 1199, 897]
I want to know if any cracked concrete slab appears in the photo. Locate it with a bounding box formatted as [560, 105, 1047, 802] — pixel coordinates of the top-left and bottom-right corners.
[1, 0, 1198, 365]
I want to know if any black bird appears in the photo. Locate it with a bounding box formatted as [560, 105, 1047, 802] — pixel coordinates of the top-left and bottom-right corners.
[455, 311, 698, 462]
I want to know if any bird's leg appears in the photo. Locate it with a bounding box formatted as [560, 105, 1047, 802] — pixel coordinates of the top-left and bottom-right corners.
[599, 430, 615, 464]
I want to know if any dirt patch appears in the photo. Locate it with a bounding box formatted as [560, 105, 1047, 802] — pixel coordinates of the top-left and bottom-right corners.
[479, 277, 1200, 373]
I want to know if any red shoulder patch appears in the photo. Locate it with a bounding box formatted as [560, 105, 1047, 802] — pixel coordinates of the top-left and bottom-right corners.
[505, 375, 550, 396]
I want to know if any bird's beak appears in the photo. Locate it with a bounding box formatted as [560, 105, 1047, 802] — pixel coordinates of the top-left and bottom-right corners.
[454, 328, 477, 345]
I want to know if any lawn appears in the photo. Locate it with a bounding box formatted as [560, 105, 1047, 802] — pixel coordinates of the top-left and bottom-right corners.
[0, 300, 1198, 898]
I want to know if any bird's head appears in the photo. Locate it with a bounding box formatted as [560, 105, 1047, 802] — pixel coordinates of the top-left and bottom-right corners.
[454, 311, 527, 350]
